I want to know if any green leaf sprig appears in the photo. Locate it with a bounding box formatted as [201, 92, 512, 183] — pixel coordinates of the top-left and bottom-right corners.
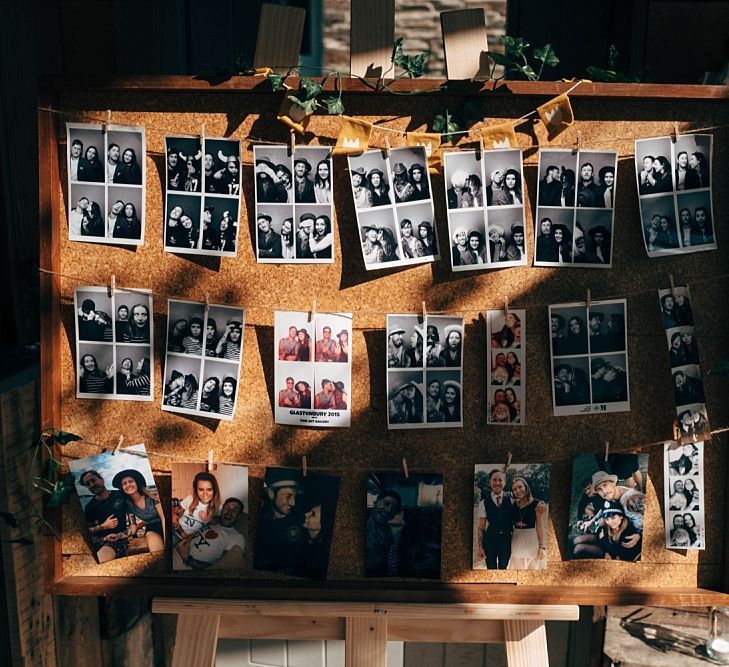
[485, 36, 559, 81]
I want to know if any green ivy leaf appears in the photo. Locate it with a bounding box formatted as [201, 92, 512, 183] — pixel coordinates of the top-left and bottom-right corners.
[513, 64, 538, 81]
[47, 473, 75, 508]
[391, 37, 405, 63]
[299, 77, 322, 100]
[391, 38, 429, 78]
[502, 36, 528, 58]
[486, 51, 511, 68]
[533, 44, 559, 68]
[586, 66, 618, 82]
[322, 96, 345, 115]
[52, 430, 81, 446]
[287, 94, 318, 114]
[432, 110, 462, 143]
[44, 457, 63, 478]
[267, 72, 285, 92]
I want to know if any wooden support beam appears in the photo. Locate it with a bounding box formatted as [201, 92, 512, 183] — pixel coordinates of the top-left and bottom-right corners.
[441, 9, 490, 80]
[345, 616, 387, 667]
[171, 613, 220, 667]
[350, 0, 395, 78]
[253, 3, 306, 72]
[504, 619, 549, 667]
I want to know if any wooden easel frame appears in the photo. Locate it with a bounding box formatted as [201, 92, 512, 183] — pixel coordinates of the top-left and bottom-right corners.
[152, 598, 579, 667]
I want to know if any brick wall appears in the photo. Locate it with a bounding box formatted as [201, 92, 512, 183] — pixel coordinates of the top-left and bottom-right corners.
[323, 1, 507, 77]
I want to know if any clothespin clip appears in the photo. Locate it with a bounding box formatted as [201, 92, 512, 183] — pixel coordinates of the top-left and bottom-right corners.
[302, 455, 307, 477]
[310, 299, 317, 322]
[604, 440, 610, 462]
[477, 136, 485, 160]
[103, 109, 111, 134]
[204, 292, 210, 310]
[207, 449, 216, 472]
[422, 300, 427, 323]
[572, 130, 581, 155]
[671, 121, 679, 144]
[503, 296, 509, 317]
[383, 136, 391, 158]
[504, 451, 512, 474]
[672, 419, 681, 443]
[200, 123, 206, 142]
[402, 457, 409, 479]
[288, 131, 296, 157]
[669, 274, 676, 297]
[107, 274, 116, 299]
[586, 288, 591, 310]
[111, 434, 124, 456]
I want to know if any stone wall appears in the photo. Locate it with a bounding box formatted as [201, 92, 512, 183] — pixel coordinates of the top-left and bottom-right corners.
[323, 1, 507, 77]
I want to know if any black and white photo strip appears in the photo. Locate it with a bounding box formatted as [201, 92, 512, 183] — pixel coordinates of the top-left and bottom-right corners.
[171, 462, 248, 571]
[349, 147, 439, 269]
[254, 145, 334, 263]
[550, 299, 629, 416]
[366, 471, 443, 579]
[534, 148, 617, 268]
[162, 299, 245, 421]
[254, 467, 340, 580]
[487, 309, 525, 425]
[164, 136, 241, 256]
[658, 284, 710, 432]
[567, 453, 648, 562]
[665, 441, 705, 550]
[635, 134, 715, 257]
[386, 314, 463, 428]
[68, 444, 164, 563]
[67, 122, 145, 245]
[444, 149, 527, 271]
[275, 311, 352, 427]
[473, 463, 550, 570]
[74, 286, 153, 401]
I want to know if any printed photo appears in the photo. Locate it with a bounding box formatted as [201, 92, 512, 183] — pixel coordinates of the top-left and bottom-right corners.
[254, 467, 340, 580]
[567, 453, 648, 561]
[171, 462, 248, 570]
[664, 441, 705, 550]
[69, 444, 164, 563]
[487, 309, 525, 425]
[366, 471, 443, 578]
[473, 462, 550, 570]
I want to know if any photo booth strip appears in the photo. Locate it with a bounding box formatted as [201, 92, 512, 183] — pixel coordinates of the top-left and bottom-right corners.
[348, 146, 439, 271]
[566, 453, 648, 562]
[366, 470, 443, 579]
[473, 463, 550, 571]
[386, 314, 464, 429]
[444, 148, 528, 272]
[66, 122, 146, 246]
[67, 444, 162, 563]
[635, 134, 716, 257]
[163, 135, 242, 257]
[74, 286, 154, 401]
[161, 298, 245, 421]
[170, 462, 249, 571]
[657, 284, 710, 433]
[533, 148, 618, 268]
[549, 298, 630, 416]
[253, 145, 335, 264]
[486, 308, 525, 425]
[253, 467, 341, 580]
[274, 311, 352, 428]
[664, 441, 705, 550]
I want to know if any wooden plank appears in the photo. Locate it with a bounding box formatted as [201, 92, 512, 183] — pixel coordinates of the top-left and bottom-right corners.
[346, 616, 387, 667]
[253, 3, 305, 71]
[54, 596, 103, 667]
[171, 613, 220, 667]
[218, 615, 345, 640]
[441, 9, 490, 80]
[504, 620, 548, 667]
[350, 0, 395, 78]
[388, 618, 504, 643]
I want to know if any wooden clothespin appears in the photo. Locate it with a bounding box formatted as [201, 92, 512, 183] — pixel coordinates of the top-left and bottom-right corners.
[604, 440, 610, 462]
[103, 109, 111, 134]
[200, 123, 206, 142]
[671, 121, 679, 144]
[107, 274, 116, 299]
[288, 131, 296, 157]
[111, 434, 124, 456]
[503, 296, 509, 317]
[477, 136, 485, 160]
[586, 287, 591, 310]
[302, 455, 307, 477]
[207, 449, 216, 472]
[422, 300, 427, 323]
[572, 130, 581, 155]
[204, 292, 210, 309]
[383, 136, 391, 158]
[310, 299, 317, 322]
[669, 274, 676, 297]
[672, 419, 681, 443]
[402, 457, 409, 479]
[504, 451, 512, 474]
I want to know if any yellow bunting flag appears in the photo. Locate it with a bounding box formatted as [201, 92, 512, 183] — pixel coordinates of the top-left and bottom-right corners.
[406, 132, 442, 173]
[537, 93, 574, 137]
[480, 122, 518, 149]
[333, 116, 373, 155]
[253, 67, 273, 76]
[276, 95, 312, 135]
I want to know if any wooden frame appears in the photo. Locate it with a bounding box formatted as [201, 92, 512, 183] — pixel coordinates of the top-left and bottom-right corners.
[39, 77, 729, 606]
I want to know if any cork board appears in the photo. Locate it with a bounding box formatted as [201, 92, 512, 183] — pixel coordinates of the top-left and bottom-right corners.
[42, 79, 729, 600]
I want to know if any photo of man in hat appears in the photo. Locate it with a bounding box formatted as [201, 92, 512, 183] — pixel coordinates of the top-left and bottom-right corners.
[553, 362, 589, 406]
[368, 168, 391, 206]
[388, 377, 423, 424]
[254, 149, 288, 203]
[590, 356, 628, 403]
[293, 157, 316, 203]
[257, 213, 282, 259]
[387, 326, 408, 368]
[408, 163, 429, 201]
[350, 166, 373, 208]
[391, 162, 415, 203]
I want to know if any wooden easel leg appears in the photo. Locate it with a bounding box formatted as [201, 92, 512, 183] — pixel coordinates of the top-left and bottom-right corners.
[171, 613, 221, 667]
[503, 619, 549, 667]
[345, 616, 387, 667]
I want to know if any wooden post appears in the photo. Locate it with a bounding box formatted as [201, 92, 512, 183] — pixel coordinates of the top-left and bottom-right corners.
[504, 619, 549, 667]
[171, 613, 221, 667]
[253, 3, 306, 72]
[345, 616, 387, 667]
[350, 0, 395, 78]
[440, 8, 490, 80]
